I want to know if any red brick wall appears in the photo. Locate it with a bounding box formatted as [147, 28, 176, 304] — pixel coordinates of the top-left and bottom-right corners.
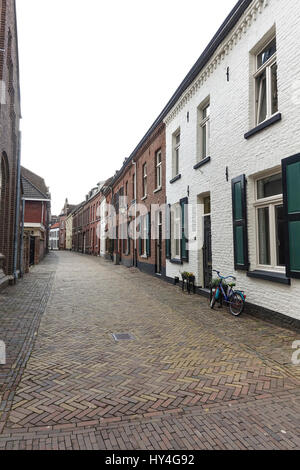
[24, 201, 43, 224]
[72, 191, 103, 255]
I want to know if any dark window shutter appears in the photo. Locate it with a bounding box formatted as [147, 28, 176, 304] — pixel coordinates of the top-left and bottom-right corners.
[180, 197, 189, 262]
[166, 204, 171, 259]
[231, 175, 249, 270]
[282, 153, 300, 278]
[146, 211, 151, 257]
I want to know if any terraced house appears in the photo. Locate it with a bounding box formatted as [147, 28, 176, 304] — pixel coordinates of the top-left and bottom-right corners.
[0, 0, 21, 290]
[164, 0, 300, 324]
[106, 121, 166, 276]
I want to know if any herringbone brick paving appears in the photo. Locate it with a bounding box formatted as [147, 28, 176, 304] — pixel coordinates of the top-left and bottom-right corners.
[0, 251, 299, 449]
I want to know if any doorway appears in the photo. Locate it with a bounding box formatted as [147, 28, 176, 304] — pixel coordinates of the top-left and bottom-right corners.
[30, 236, 35, 266]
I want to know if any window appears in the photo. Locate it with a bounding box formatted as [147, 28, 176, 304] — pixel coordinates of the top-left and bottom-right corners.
[155, 150, 162, 189]
[203, 196, 211, 215]
[198, 102, 210, 160]
[142, 163, 147, 198]
[132, 174, 135, 200]
[173, 131, 180, 177]
[255, 173, 285, 270]
[255, 37, 278, 125]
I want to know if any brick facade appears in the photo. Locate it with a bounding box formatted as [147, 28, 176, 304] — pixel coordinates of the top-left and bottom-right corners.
[107, 123, 166, 276]
[72, 183, 108, 255]
[0, 0, 21, 288]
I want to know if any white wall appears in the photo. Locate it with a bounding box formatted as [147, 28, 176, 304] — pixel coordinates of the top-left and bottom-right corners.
[165, 0, 300, 320]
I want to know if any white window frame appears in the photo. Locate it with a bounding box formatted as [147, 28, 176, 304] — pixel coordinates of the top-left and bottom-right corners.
[198, 102, 210, 161]
[254, 37, 278, 126]
[155, 150, 162, 190]
[173, 131, 180, 178]
[254, 172, 284, 273]
[143, 163, 147, 198]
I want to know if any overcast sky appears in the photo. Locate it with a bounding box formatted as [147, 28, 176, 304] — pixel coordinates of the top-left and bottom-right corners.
[16, 0, 237, 215]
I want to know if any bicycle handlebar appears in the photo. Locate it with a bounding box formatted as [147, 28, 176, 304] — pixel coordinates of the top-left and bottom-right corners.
[213, 270, 236, 281]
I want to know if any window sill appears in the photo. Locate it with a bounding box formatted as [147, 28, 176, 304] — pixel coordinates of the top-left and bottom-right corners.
[170, 258, 182, 265]
[247, 270, 290, 285]
[244, 113, 281, 139]
[193, 156, 211, 170]
[170, 174, 181, 184]
[153, 186, 162, 194]
[140, 254, 148, 259]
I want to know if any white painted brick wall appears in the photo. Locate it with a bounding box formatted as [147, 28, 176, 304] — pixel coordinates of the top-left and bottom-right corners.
[165, 0, 300, 320]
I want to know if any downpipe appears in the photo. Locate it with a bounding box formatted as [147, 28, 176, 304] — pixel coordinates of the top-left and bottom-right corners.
[13, 131, 21, 282]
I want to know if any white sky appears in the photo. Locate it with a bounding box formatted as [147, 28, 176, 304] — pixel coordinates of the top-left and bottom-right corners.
[16, 0, 237, 215]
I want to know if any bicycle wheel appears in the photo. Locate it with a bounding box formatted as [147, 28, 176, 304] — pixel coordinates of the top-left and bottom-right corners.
[229, 292, 244, 316]
[210, 290, 217, 309]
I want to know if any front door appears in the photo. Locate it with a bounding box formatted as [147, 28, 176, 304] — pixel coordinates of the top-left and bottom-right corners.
[203, 215, 212, 288]
[30, 236, 35, 266]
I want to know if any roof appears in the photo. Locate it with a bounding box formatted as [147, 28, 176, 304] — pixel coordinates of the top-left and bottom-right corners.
[50, 223, 60, 230]
[21, 175, 50, 200]
[108, 0, 252, 187]
[21, 167, 50, 198]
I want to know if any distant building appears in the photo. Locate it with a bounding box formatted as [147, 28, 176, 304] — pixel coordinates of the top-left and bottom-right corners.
[50, 215, 59, 226]
[49, 222, 59, 250]
[59, 199, 77, 250]
[72, 180, 109, 255]
[21, 167, 51, 271]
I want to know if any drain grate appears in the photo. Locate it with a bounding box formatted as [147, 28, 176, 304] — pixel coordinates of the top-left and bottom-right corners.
[112, 333, 134, 341]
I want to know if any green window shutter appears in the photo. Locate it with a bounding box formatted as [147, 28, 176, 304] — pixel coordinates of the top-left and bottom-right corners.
[231, 175, 249, 270]
[146, 211, 151, 257]
[282, 153, 300, 278]
[180, 197, 189, 262]
[166, 204, 171, 259]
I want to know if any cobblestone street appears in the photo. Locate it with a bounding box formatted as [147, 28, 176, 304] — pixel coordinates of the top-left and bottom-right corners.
[0, 251, 299, 450]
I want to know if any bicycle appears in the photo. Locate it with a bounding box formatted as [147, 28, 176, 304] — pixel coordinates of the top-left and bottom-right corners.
[209, 270, 246, 316]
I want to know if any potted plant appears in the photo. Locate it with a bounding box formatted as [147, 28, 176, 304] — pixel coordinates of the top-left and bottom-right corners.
[180, 271, 195, 293]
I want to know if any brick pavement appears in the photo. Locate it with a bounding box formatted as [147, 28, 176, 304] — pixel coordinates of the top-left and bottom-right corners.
[0, 251, 299, 449]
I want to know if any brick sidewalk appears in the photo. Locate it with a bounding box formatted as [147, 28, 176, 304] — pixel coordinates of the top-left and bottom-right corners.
[0, 251, 299, 449]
